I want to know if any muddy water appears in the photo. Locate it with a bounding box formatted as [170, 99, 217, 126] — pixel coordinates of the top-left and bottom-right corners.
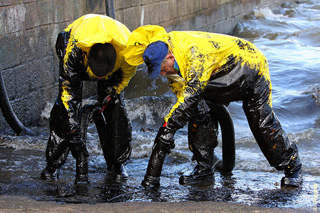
[0, 139, 317, 208]
[0, 0, 319, 210]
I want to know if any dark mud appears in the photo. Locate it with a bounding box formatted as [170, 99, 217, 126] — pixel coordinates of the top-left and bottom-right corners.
[0, 146, 318, 211]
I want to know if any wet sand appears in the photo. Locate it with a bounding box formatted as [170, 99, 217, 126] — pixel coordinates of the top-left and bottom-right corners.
[0, 195, 313, 213]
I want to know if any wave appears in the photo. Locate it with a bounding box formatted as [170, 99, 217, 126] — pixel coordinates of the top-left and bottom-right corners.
[126, 95, 176, 129]
[254, 7, 288, 20]
[305, 84, 320, 105]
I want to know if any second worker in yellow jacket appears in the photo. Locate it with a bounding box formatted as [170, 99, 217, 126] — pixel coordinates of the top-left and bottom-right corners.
[123, 25, 302, 188]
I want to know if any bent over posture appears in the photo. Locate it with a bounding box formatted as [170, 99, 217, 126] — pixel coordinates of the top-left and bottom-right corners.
[123, 25, 302, 187]
[41, 14, 136, 183]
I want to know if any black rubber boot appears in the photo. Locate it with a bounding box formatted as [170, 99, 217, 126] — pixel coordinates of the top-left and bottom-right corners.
[107, 164, 128, 181]
[179, 110, 217, 185]
[142, 175, 161, 187]
[40, 166, 57, 181]
[141, 144, 168, 188]
[281, 164, 302, 187]
[179, 165, 214, 185]
[280, 144, 302, 187]
[75, 151, 89, 184]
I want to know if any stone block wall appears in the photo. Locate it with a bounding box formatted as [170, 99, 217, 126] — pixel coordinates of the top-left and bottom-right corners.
[114, 0, 284, 33]
[0, 0, 286, 132]
[0, 0, 106, 131]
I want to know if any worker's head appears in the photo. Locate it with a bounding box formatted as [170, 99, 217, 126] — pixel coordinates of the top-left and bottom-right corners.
[88, 43, 116, 78]
[143, 41, 170, 79]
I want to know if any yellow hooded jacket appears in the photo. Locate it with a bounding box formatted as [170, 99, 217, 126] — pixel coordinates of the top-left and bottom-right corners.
[124, 25, 270, 129]
[57, 14, 136, 132]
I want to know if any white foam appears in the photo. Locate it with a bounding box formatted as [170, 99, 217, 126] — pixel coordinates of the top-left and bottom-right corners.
[40, 101, 53, 120]
[130, 131, 156, 158]
[254, 7, 287, 20]
[288, 128, 316, 143]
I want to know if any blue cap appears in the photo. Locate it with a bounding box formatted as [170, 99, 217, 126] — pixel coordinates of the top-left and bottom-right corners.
[143, 41, 168, 79]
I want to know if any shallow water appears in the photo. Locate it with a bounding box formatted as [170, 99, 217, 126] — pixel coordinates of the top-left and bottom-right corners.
[0, 0, 319, 210]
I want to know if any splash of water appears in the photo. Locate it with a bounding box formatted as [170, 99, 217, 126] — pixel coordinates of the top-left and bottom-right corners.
[254, 7, 288, 20]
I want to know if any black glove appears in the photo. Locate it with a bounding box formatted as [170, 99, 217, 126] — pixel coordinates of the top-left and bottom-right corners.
[68, 133, 83, 145]
[154, 122, 176, 152]
[96, 94, 115, 114]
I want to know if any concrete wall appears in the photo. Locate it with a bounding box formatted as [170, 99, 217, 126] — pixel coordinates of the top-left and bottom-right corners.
[114, 0, 282, 33]
[0, 0, 286, 132]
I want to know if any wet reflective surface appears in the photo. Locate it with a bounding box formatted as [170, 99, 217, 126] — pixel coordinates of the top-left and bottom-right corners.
[0, 134, 319, 210]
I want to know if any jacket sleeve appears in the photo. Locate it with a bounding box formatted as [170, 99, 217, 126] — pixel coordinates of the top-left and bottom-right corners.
[59, 39, 85, 134]
[167, 74, 185, 97]
[164, 47, 210, 129]
[113, 60, 137, 94]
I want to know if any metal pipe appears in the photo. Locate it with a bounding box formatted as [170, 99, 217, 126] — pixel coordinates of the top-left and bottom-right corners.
[105, 0, 115, 18]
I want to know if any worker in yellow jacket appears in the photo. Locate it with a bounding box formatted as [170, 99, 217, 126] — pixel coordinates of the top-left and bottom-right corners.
[123, 25, 302, 187]
[41, 14, 137, 183]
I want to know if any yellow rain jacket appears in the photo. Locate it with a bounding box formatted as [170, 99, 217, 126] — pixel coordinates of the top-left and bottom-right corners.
[124, 25, 270, 129]
[56, 14, 136, 133]
[124, 26, 301, 175]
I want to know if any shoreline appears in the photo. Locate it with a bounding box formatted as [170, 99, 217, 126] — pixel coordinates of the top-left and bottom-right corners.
[0, 195, 313, 213]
